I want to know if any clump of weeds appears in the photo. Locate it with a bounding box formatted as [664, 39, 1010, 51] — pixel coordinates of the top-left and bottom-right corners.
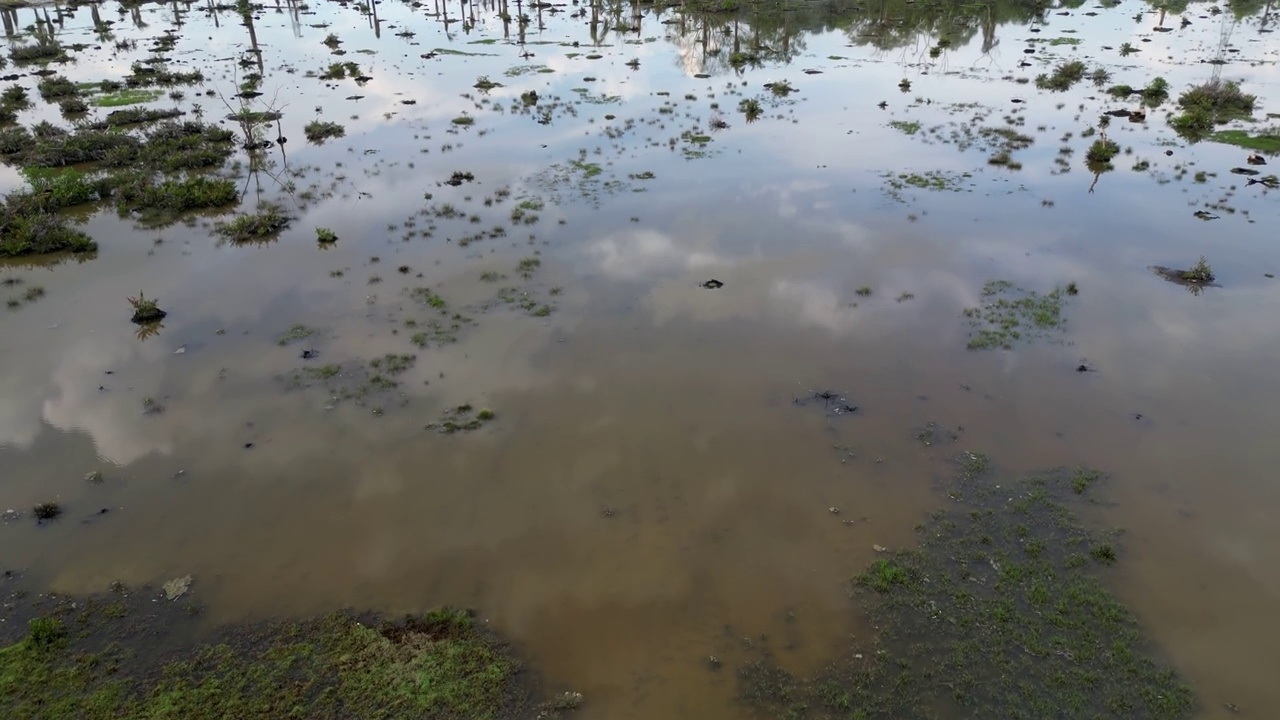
[1170, 80, 1256, 140]
[0, 598, 548, 719]
[766, 80, 796, 97]
[112, 176, 238, 222]
[1035, 60, 1087, 91]
[737, 458, 1193, 720]
[32, 501, 63, 523]
[1152, 256, 1215, 290]
[1086, 138, 1120, 165]
[517, 256, 541, 278]
[58, 97, 89, 116]
[128, 292, 166, 324]
[0, 201, 97, 258]
[216, 204, 291, 244]
[316, 227, 338, 244]
[304, 121, 345, 143]
[963, 280, 1070, 350]
[8, 39, 64, 64]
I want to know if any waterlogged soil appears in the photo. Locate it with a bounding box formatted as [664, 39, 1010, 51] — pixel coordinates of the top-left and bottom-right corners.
[3, 0, 1280, 718]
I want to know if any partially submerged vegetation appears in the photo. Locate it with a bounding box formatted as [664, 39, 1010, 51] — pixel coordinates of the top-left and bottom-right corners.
[427, 403, 499, 434]
[1209, 128, 1280, 154]
[1152, 256, 1216, 290]
[216, 205, 291, 244]
[1035, 60, 1087, 92]
[738, 458, 1193, 720]
[1107, 77, 1169, 106]
[964, 280, 1070, 350]
[1086, 138, 1121, 166]
[0, 591, 561, 720]
[128, 292, 166, 324]
[0, 191, 97, 258]
[304, 120, 346, 143]
[1170, 80, 1256, 140]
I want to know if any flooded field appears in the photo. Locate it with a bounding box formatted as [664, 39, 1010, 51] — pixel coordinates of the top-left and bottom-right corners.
[1, 0, 1278, 716]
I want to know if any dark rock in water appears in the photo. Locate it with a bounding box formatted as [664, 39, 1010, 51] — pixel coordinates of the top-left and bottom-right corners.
[1230, 167, 1260, 176]
[300, 349, 318, 360]
[700, 279, 724, 289]
[236, 91, 263, 99]
[1076, 364, 1093, 373]
[1105, 109, 1132, 117]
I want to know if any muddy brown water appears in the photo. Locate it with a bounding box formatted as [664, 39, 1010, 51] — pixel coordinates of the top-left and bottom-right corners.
[3, 0, 1280, 717]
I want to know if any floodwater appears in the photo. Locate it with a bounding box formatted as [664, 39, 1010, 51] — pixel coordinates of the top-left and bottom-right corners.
[2, 0, 1279, 717]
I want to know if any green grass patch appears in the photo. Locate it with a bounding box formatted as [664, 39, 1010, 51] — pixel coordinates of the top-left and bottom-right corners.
[1035, 60, 1087, 92]
[88, 107, 183, 129]
[1209, 128, 1280, 154]
[963, 280, 1070, 350]
[0, 206, 96, 258]
[739, 461, 1193, 720]
[304, 121, 345, 144]
[91, 89, 163, 107]
[888, 120, 921, 135]
[0, 607, 534, 720]
[113, 176, 237, 220]
[217, 204, 291, 244]
[1086, 138, 1120, 165]
[8, 39, 63, 64]
[36, 75, 79, 101]
[1170, 80, 1256, 141]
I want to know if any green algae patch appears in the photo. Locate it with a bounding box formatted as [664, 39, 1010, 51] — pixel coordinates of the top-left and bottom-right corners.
[738, 460, 1194, 720]
[1209, 129, 1280, 155]
[1, 606, 544, 720]
[90, 88, 163, 107]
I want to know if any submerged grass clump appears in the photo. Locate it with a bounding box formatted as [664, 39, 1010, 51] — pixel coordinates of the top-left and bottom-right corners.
[0, 605, 538, 720]
[128, 292, 166, 324]
[1034, 60, 1087, 92]
[1208, 128, 1280, 155]
[1086, 138, 1121, 165]
[304, 121, 345, 143]
[0, 204, 96, 258]
[8, 39, 63, 64]
[113, 176, 237, 219]
[963, 280, 1069, 350]
[216, 205, 291, 244]
[738, 460, 1193, 720]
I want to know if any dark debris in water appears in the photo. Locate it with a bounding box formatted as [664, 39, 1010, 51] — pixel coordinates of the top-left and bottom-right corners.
[794, 390, 858, 417]
[699, 279, 724, 289]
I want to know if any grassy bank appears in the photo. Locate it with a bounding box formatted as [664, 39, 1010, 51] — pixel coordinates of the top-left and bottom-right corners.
[0, 590, 569, 720]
